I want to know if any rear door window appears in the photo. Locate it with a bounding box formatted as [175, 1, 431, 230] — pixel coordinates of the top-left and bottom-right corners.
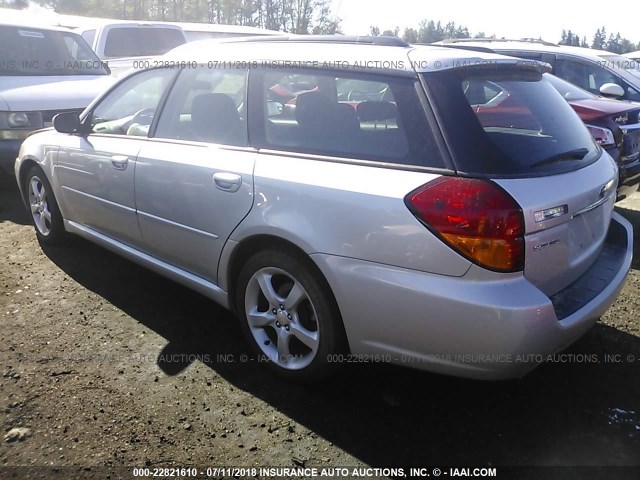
[423, 68, 599, 177]
[255, 69, 445, 168]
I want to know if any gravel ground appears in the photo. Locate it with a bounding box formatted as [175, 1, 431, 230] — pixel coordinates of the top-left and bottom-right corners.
[0, 172, 639, 479]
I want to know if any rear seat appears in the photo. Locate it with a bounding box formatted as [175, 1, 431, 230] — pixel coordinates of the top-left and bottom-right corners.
[267, 95, 409, 162]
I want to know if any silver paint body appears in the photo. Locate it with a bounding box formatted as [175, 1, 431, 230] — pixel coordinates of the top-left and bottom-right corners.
[15, 42, 634, 379]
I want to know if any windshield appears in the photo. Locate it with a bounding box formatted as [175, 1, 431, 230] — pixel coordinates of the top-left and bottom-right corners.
[104, 27, 186, 58]
[423, 68, 599, 177]
[0, 25, 108, 76]
[543, 73, 593, 101]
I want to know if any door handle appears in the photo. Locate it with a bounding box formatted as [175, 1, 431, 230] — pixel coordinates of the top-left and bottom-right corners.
[213, 172, 242, 192]
[111, 155, 129, 171]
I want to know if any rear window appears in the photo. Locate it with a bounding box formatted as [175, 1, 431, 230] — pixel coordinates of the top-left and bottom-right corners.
[423, 68, 600, 177]
[104, 27, 185, 58]
[0, 25, 108, 76]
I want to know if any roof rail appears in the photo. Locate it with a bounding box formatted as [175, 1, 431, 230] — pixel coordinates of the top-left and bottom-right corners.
[219, 34, 411, 47]
[440, 38, 558, 47]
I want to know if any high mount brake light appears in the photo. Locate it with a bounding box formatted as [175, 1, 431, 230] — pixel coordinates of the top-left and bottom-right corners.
[405, 177, 525, 272]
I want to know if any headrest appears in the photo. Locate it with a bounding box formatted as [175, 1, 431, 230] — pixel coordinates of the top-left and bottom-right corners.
[356, 101, 398, 122]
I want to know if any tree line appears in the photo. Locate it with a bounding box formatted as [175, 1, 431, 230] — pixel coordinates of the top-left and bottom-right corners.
[3, 1, 640, 53]
[0, 0, 341, 34]
[371, 20, 640, 54]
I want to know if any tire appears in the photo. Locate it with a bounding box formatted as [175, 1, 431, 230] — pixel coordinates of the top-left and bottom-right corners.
[23, 166, 66, 245]
[235, 248, 347, 381]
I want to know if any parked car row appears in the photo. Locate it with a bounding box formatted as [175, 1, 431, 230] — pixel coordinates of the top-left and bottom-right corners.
[72, 19, 281, 76]
[0, 13, 281, 175]
[13, 36, 634, 381]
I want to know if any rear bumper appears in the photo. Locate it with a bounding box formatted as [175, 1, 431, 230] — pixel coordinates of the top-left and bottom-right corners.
[311, 213, 633, 380]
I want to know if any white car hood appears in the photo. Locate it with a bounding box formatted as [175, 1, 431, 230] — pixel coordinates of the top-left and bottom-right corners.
[0, 75, 115, 112]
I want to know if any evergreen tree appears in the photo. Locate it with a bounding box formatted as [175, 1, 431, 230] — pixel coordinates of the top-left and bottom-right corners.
[592, 27, 606, 49]
[402, 27, 418, 44]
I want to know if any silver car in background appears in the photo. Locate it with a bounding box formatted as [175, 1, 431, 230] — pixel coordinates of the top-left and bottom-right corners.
[15, 37, 633, 381]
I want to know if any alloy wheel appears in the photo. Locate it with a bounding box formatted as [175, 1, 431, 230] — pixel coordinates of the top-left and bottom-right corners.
[244, 267, 320, 370]
[28, 175, 52, 236]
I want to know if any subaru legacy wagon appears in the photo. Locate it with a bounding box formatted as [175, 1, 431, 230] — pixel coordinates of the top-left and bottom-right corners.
[15, 37, 633, 380]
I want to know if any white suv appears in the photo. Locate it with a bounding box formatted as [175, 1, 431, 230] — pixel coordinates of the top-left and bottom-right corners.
[75, 21, 187, 77]
[0, 20, 113, 175]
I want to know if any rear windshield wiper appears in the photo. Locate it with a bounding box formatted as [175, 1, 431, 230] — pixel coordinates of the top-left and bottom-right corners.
[530, 148, 590, 168]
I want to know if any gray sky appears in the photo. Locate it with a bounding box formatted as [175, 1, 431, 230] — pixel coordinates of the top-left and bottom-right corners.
[332, 0, 639, 45]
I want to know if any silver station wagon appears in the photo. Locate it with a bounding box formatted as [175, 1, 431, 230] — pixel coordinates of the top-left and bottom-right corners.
[15, 36, 633, 380]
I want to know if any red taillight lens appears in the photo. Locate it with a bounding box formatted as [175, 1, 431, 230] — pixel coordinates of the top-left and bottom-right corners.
[405, 177, 525, 272]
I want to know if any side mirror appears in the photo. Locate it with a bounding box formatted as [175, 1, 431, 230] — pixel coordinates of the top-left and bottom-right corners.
[599, 83, 625, 98]
[267, 101, 284, 117]
[53, 112, 81, 134]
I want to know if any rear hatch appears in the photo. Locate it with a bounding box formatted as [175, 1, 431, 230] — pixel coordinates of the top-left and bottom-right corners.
[420, 61, 618, 296]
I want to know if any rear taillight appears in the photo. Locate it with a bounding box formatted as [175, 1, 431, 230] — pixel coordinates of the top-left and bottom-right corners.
[405, 177, 525, 272]
[586, 124, 615, 148]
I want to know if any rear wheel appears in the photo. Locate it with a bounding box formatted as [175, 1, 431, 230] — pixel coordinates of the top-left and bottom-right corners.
[236, 248, 346, 381]
[24, 166, 66, 244]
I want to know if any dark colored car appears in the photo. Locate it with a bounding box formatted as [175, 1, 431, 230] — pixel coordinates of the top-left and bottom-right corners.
[544, 74, 640, 200]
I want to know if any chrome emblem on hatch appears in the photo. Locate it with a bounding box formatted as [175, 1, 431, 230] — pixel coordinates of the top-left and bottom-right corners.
[614, 113, 629, 124]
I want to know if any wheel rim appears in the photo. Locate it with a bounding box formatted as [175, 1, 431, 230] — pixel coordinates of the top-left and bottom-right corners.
[244, 267, 320, 370]
[28, 175, 52, 236]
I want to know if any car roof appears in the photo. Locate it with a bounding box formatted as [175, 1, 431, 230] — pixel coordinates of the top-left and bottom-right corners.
[74, 20, 184, 31]
[435, 39, 616, 61]
[163, 38, 546, 75]
[166, 22, 281, 36]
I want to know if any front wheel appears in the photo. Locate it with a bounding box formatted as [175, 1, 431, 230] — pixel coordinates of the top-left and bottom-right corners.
[236, 249, 346, 381]
[24, 166, 66, 244]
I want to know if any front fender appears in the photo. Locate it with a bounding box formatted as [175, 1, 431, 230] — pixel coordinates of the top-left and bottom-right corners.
[16, 129, 61, 203]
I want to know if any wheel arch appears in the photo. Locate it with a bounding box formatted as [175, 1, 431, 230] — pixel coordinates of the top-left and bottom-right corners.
[17, 157, 41, 203]
[223, 233, 351, 352]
